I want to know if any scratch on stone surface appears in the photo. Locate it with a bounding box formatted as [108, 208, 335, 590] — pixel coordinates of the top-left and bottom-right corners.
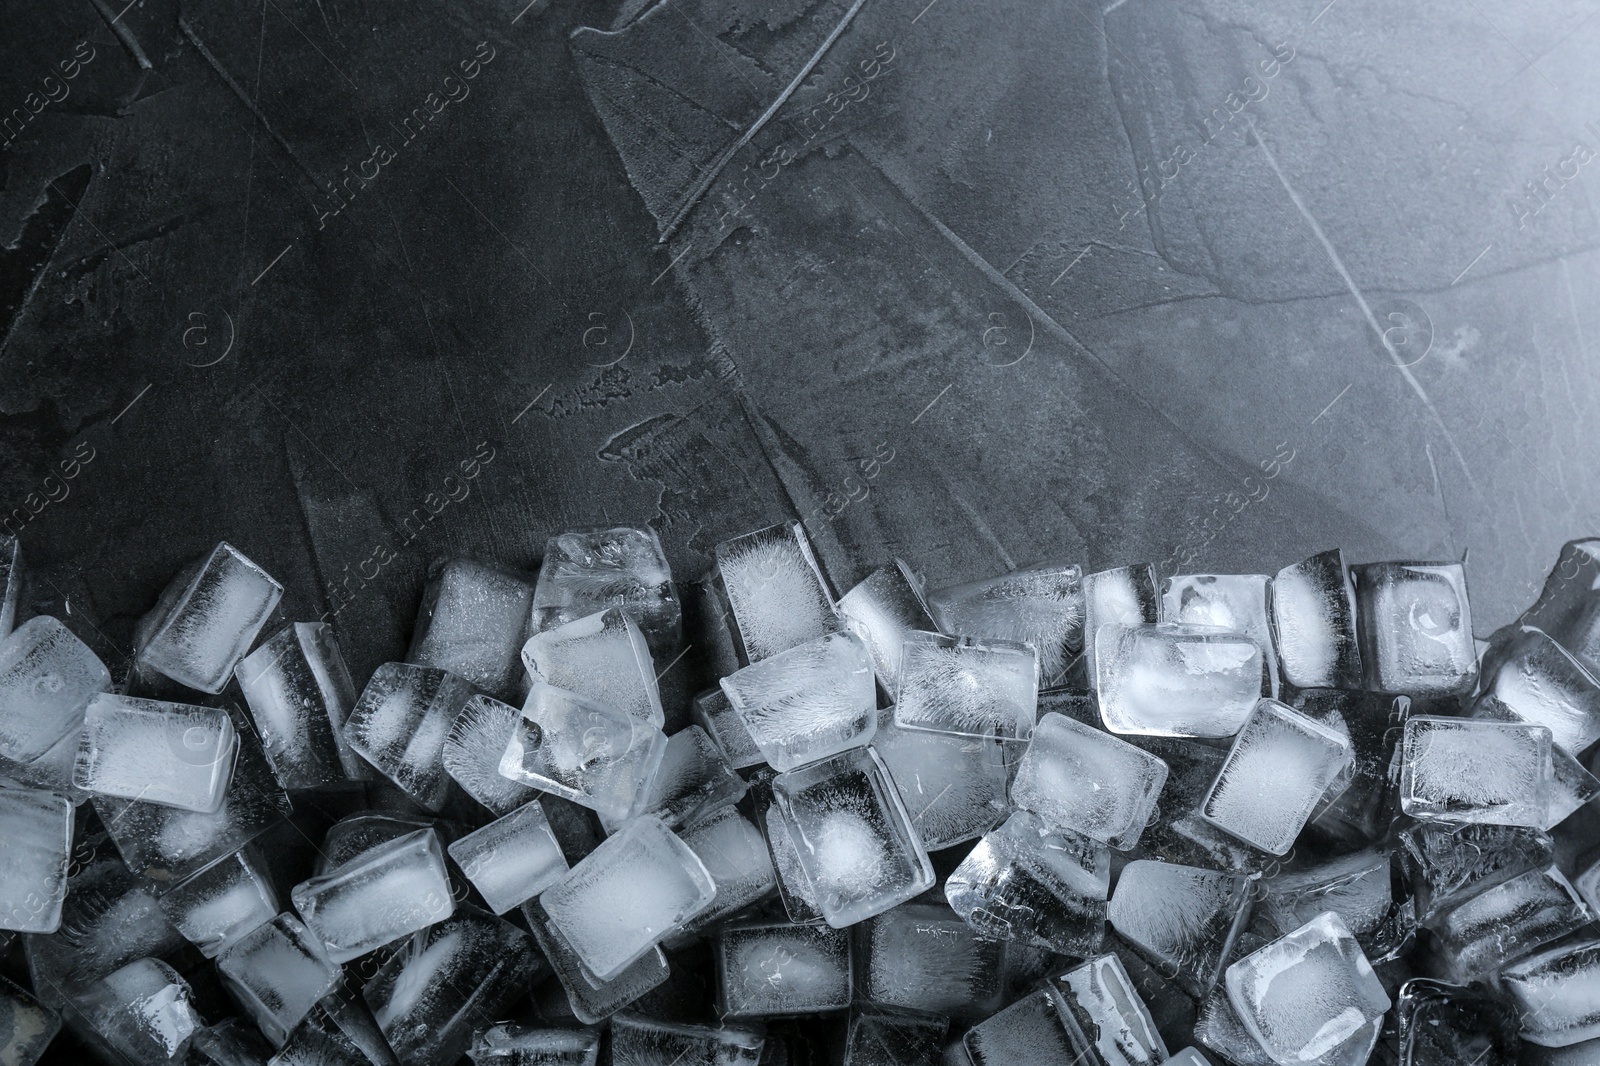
[1424, 442, 1456, 558]
[88, 0, 153, 70]
[0, 164, 93, 356]
[950, 491, 1017, 572]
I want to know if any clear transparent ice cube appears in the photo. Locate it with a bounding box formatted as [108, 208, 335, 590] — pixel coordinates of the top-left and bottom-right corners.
[290, 827, 454, 963]
[447, 799, 569, 915]
[235, 621, 365, 790]
[342, 663, 476, 812]
[522, 607, 663, 727]
[1400, 715, 1552, 826]
[1011, 712, 1167, 849]
[134, 541, 283, 694]
[408, 557, 537, 701]
[928, 562, 1084, 686]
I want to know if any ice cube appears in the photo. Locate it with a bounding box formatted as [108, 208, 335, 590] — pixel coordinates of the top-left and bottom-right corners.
[1500, 938, 1600, 1048]
[1470, 695, 1600, 827]
[1352, 561, 1476, 697]
[0, 724, 80, 797]
[522, 607, 664, 727]
[73, 693, 238, 813]
[1394, 978, 1519, 1066]
[0, 788, 71, 934]
[156, 848, 277, 959]
[1194, 981, 1275, 1066]
[838, 562, 938, 694]
[747, 773, 824, 925]
[1011, 712, 1168, 849]
[185, 1018, 273, 1066]
[861, 901, 1007, 1020]
[1127, 735, 1269, 874]
[1081, 564, 1161, 686]
[447, 799, 569, 914]
[0, 616, 108, 764]
[342, 663, 476, 812]
[1257, 850, 1413, 964]
[1095, 624, 1265, 738]
[871, 709, 1008, 850]
[532, 526, 681, 656]
[216, 912, 340, 1046]
[290, 827, 454, 963]
[442, 694, 542, 816]
[1050, 953, 1169, 1066]
[1398, 821, 1555, 921]
[1201, 698, 1352, 855]
[1519, 538, 1600, 678]
[714, 522, 841, 663]
[314, 812, 435, 876]
[962, 986, 1094, 1066]
[715, 919, 852, 1017]
[0, 972, 59, 1066]
[719, 632, 876, 772]
[1225, 913, 1389, 1066]
[1292, 689, 1408, 846]
[1163, 574, 1278, 697]
[893, 632, 1038, 740]
[944, 809, 1109, 956]
[77, 957, 204, 1065]
[408, 557, 537, 702]
[499, 682, 667, 825]
[1400, 715, 1552, 826]
[1272, 550, 1362, 690]
[927, 562, 1085, 685]
[608, 1012, 764, 1066]
[675, 807, 778, 936]
[1109, 861, 1252, 998]
[843, 1006, 946, 1066]
[1430, 865, 1591, 980]
[468, 1023, 600, 1066]
[520, 898, 670, 1025]
[540, 815, 714, 981]
[235, 622, 366, 790]
[1477, 627, 1600, 756]
[772, 746, 934, 928]
[1159, 1052, 1215, 1066]
[690, 688, 764, 771]
[272, 987, 392, 1066]
[134, 541, 283, 694]
[614, 724, 745, 834]
[0, 536, 19, 642]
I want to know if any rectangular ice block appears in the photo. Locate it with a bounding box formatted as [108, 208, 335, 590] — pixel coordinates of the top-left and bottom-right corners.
[73, 693, 238, 813]
[1011, 711, 1167, 849]
[469, 1024, 600, 1066]
[720, 631, 876, 771]
[1501, 939, 1600, 1048]
[520, 899, 670, 1025]
[862, 901, 1007, 1020]
[532, 526, 681, 655]
[157, 848, 278, 959]
[871, 709, 1008, 850]
[894, 631, 1038, 740]
[290, 827, 454, 963]
[714, 522, 841, 662]
[408, 557, 537, 702]
[216, 912, 340, 1047]
[837, 562, 938, 694]
[1095, 623, 1265, 737]
[927, 562, 1085, 686]
[342, 662, 476, 812]
[1352, 561, 1476, 697]
[1082, 563, 1160, 685]
[447, 799, 569, 915]
[1163, 573, 1278, 697]
[0, 615, 109, 764]
[1400, 715, 1552, 826]
[1050, 954, 1169, 1066]
[134, 541, 283, 694]
[715, 920, 852, 1017]
[1272, 549, 1362, 690]
[442, 693, 542, 816]
[1109, 860, 1253, 998]
[522, 607, 664, 726]
[1430, 865, 1591, 980]
[1478, 626, 1600, 756]
[0, 788, 72, 934]
[235, 621, 365, 790]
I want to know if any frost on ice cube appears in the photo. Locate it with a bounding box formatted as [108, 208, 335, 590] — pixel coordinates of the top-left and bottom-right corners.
[290, 827, 454, 963]
[1429, 865, 1591, 981]
[1292, 689, 1408, 847]
[1500, 938, 1600, 1048]
[944, 809, 1108, 956]
[1081, 563, 1160, 685]
[720, 631, 876, 771]
[1201, 698, 1351, 856]
[235, 621, 365, 790]
[342, 663, 476, 811]
[0, 788, 71, 934]
[837, 561, 937, 694]
[927, 562, 1084, 686]
[871, 709, 1008, 850]
[521, 898, 670, 1024]
[1395, 979, 1520, 1066]
[1108, 860, 1252, 998]
[616, 724, 745, 833]
[77, 957, 204, 1065]
[675, 807, 778, 936]
[522, 607, 664, 727]
[1011, 712, 1167, 849]
[1352, 561, 1476, 697]
[447, 799, 569, 914]
[134, 541, 283, 694]
[1095, 624, 1264, 738]
[1050, 954, 1170, 1066]
[1272, 549, 1362, 691]
[962, 986, 1094, 1066]
[1163, 573, 1278, 697]
[1398, 821, 1555, 921]
[0, 973, 59, 1066]
[862, 901, 1007, 1020]
[443, 693, 541, 816]
[1399, 715, 1551, 826]
[691, 687, 764, 771]
[1470, 695, 1600, 828]
[216, 912, 339, 1047]
[1477, 626, 1600, 755]
[469, 1024, 600, 1066]
[893, 631, 1038, 740]
[73, 693, 238, 814]
[844, 1006, 947, 1066]
[1225, 913, 1389, 1066]
[772, 746, 934, 928]
[500, 682, 667, 825]
[714, 522, 841, 663]
[0, 616, 108, 765]
[156, 848, 277, 959]
[1519, 538, 1600, 678]
[1257, 850, 1413, 965]
[532, 526, 681, 656]
[608, 1012, 764, 1066]
[408, 557, 537, 702]
[715, 919, 852, 1017]
[540, 815, 714, 981]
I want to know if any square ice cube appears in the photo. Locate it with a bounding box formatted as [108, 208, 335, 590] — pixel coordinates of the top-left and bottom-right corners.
[715, 920, 852, 1017]
[1257, 850, 1412, 965]
[1129, 735, 1271, 873]
[77, 958, 203, 1064]
[290, 827, 454, 963]
[1272, 549, 1362, 690]
[1163, 573, 1278, 697]
[614, 724, 745, 832]
[73, 693, 238, 813]
[771, 746, 934, 928]
[675, 807, 778, 936]
[0, 616, 109, 764]
[342, 663, 476, 811]
[235, 621, 365, 790]
[1398, 821, 1554, 921]
[1201, 698, 1352, 855]
[469, 1024, 600, 1066]
[894, 631, 1038, 740]
[609, 1012, 764, 1066]
[1082, 564, 1161, 685]
[1095, 624, 1265, 737]
[927, 562, 1085, 686]
[1430, 865, 1591, 980]
[1011, 712, 1168, 849]
[499, 682, 667, 825]
[408, 557, 537, 701]
[871, 709, 1008, 850]
[520, 898, 670, 1024]
[1470, 696, 1598, 828]
[442, 693, 542, 816]
[532, 526, 681, 655]
[837, 562, 938, 694]
[720, 632, 876, 771]
[1500, 938, 1600, 1049]
[1352, 561, 1476, 697]
[1400, 716, 1552, 826]
[216, 912, 340, 1047]
[1050, 953, 1169, 1066]
[134, 541, 283, 693]
[1108, 860, 1253, 998]
[844, 1006, 946, 1066]
[862, 901, 1007, 1020]
[714, 522, 841, 662]
[522, 607, 664, 727]
[691, 687, 764, 771]
[539, 815, 715, 981]
[1478, 626, 1600, 756]
[0, 972, 58, 1066]
[0, 788, 72, 934]
[157, 848, 277, 958]
[447, 799, 569, 914]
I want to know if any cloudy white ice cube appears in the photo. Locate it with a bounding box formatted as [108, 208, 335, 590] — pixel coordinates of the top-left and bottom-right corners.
[837, 561, 938, 694]
[1201, 698, 1351, 855]
[157, 848, 278, 959]
[73, 693, 238, 813]
[720, 631, 876, 771]
[447, 799, 569, 915]
[0, 616, 108, 765]
[216, 912, 340, 1047]
[442, 693, 542, 816]
[1095, 623, 1264, 737]
[0, 788, 72, 934]
[1011, 711, 1167, 849]
[928, 562, 1084, 685]
[894, 631, 1038, 740]
[290, 827, 454, 963]
[715, 920, 852, 1017]
[522, 606, 664, 727]
[1163, 573, 1278, 697]
[1109, 860, 1253, 998]
[1271, 549, 1362, 690]
[714, 522, 841, 663]
[1081, 563, 1160, 684]
[408, 557, 537, 701]
[1400, 715, 1552, 826]
[134, 541, 283, 694]
[342, 662, 475, 811]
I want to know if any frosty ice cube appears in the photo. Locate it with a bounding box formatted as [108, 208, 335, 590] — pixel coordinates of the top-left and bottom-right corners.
[1257, 850, 1413, 965]
[614, 724, 745, 832]
[469, 1024, 600, 1066]
[1272, 549, 1362, 691]
[1399, 715, 1552, 826]
[675, 807, 778, 936]
[134, 541, 283, 693]
[1501, 938, 1600, 1048]
[837, 562, 938, 694]
[1394, 979, 1520, 1066]
[1109, 861, 1253, 998]
[216, 912, 339, 1046]
[1478, 626, 1600, 755]
[871, 709, 1008, 850]
[691, 687, 764, 770]
[844, 1006, 946, 1066]
[156, 848, 277, 959]
[894, 631, 1038, 740]
[0, 616, 108, 764]
[0, 972, 58, 1066]
[1011, 712, 1167, 849]
[1201, 698, 1352, 855]
[408, 557, 537, 701]
[608, 1012, 764, 1066]
[0, 788, 71, 934]
[342, 662, 476, 811]
[1163, 573, 1278, 697]
[715, 920, 852, 1017]
[499, 682, 667, 825]
[944, 809, 1109, 956]
[1050, 954, 1169, 1066]
[290, 827, 454, 963]
[1398, 821, 1555, 921]
[77, 957, 204, 1064]
[714, 522, 841, 662]
[1095, 624, 1265, 737]
[1519, 538, 1600, 678]
[1081, 563, 1160, 685]
[1352, 561, 1476, 697]
[539, 815, 714, 981]
[73, 693, 238, 813]
[720, 631, 876, 771]
[532, 526, 681, 655]
[862, 901, 1007, 1020]
[1225, 913, 1389, 1066]
[447, 799, 568, 914]
[927, 562, 1084, 685]
[1430, 865, 1591, 980]
[771, 746, 934, 928]
[522, 607, 664, 727]
[235, 621, 365, 790]
[1128, 735, 1268, 874]
[443, 693, 541, 816]
[520, 898, 670, 1024]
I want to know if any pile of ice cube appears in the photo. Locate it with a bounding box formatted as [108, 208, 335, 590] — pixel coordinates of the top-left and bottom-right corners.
[0, 524, 1598, 1066]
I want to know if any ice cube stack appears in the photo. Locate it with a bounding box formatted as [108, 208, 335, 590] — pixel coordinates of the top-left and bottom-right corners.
[2, 526, 1600, 1066]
